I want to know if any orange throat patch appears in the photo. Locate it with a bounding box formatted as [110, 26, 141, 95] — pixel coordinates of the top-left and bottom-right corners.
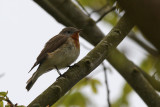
[71, 33, 80, 49]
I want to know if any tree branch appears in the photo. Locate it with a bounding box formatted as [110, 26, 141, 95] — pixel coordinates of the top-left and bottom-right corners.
[32, 0, 160, 106]
[28, 13, 133, 106]
[75, 0, 90, 16]
[108, 49, 160, 106]
[34, 0, 104, 45]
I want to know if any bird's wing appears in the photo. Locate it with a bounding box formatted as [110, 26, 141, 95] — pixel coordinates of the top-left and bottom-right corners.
[28, 35, 69, 72]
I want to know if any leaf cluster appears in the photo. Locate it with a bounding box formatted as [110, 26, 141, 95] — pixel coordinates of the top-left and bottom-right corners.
[0, 91, 25, 107]
[52, 78, 101, 107]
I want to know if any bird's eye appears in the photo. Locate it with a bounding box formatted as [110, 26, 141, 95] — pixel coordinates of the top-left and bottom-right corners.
[67, 31, 71, 33]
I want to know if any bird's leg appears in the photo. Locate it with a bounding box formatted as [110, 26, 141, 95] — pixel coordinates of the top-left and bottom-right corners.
[55, 66, 67, 80]
[55, 66, 62, 76]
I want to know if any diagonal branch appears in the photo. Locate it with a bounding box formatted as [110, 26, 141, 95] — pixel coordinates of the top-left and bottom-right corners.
[75, 0, 90, 16]
[34, 0, 104, 45]
[107, 49, 160, 107]
[32, 0, 160, 106]
[28, 13, 134, 107]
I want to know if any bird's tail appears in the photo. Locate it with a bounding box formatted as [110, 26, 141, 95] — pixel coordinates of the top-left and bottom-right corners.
[26, 71, 39, 91]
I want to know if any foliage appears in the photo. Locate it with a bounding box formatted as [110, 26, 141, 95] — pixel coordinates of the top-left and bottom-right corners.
[0, 91, 25, 107]
[79, 0, 160, 104]
[103, 12, 119, 25]
[79, 0, 107, 10]
[141, 55, 160, 80]
[79, 0, 119, 25]
[52, 78, 101, 107]
[112, 83, 132, 107]
[3, 0, 160, 106]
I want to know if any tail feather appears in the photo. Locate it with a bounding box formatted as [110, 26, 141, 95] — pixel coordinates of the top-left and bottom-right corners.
[26, 72, 38, 91]
[26, 81, 33, 91]
[28, 62, 38, 73]
[26, 65, 47, 91]
[26, 78, 35, 91]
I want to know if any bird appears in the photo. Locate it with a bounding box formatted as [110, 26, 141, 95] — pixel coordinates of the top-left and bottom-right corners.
[26, 27, 81, 91]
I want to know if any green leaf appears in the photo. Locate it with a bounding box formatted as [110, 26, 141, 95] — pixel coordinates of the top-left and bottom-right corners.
[63, 92, 88, 107]
[74, 78, 101, 93]
[140, 55, 155, 73]
[0, 92, 7, 97]
[80, 0, 107, 10]
[52, 91, 89, 107]
[112, 83, 132, 107]
[90, 79, 101, 94]
[92, 79, 101, 85]
[151, 57, 160, 80]
[73, 78, 89, 90]
[79, 0, 119, 25]
[140, 55, 160, 81]
[0, 97, 5, 101]
[53, 78, 101, 107]
[154, 57, 160, 72]
[0, 101, 3, 107]
[103, 12, 119, 26]
[91, 82, 97, 93]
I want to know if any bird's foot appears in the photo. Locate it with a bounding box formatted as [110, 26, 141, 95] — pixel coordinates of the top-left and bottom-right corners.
[56, 73, 67, 80]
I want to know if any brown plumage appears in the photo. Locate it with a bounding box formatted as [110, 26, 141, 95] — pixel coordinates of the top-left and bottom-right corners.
[26, 27, 81, 91]
[28, 35, 69, 72]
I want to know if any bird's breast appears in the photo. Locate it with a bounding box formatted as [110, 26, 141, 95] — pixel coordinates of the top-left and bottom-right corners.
[71, 33, 80, 49]
[46, 38, 80, 69]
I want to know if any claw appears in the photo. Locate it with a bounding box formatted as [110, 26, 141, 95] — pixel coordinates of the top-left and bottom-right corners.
[56, 74, 66, 80]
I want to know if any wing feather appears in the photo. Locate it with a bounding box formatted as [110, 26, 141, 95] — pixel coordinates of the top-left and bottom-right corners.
[29, 35, 68, 72]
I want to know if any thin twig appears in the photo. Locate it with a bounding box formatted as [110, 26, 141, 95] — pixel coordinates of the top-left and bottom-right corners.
[128, 32, 159, 56]
[6, 96, 15, 107]
[96, 6, 116, 23]
[75, 0, 90, 16]
[3, 92, 18, 107]
[102, 62, 111, 107]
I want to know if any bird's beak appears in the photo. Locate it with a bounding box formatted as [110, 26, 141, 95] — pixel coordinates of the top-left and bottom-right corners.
[75, 29, 82, 33]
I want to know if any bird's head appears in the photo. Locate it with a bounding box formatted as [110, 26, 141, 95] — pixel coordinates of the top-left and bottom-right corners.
[59, 27, 81, 36]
